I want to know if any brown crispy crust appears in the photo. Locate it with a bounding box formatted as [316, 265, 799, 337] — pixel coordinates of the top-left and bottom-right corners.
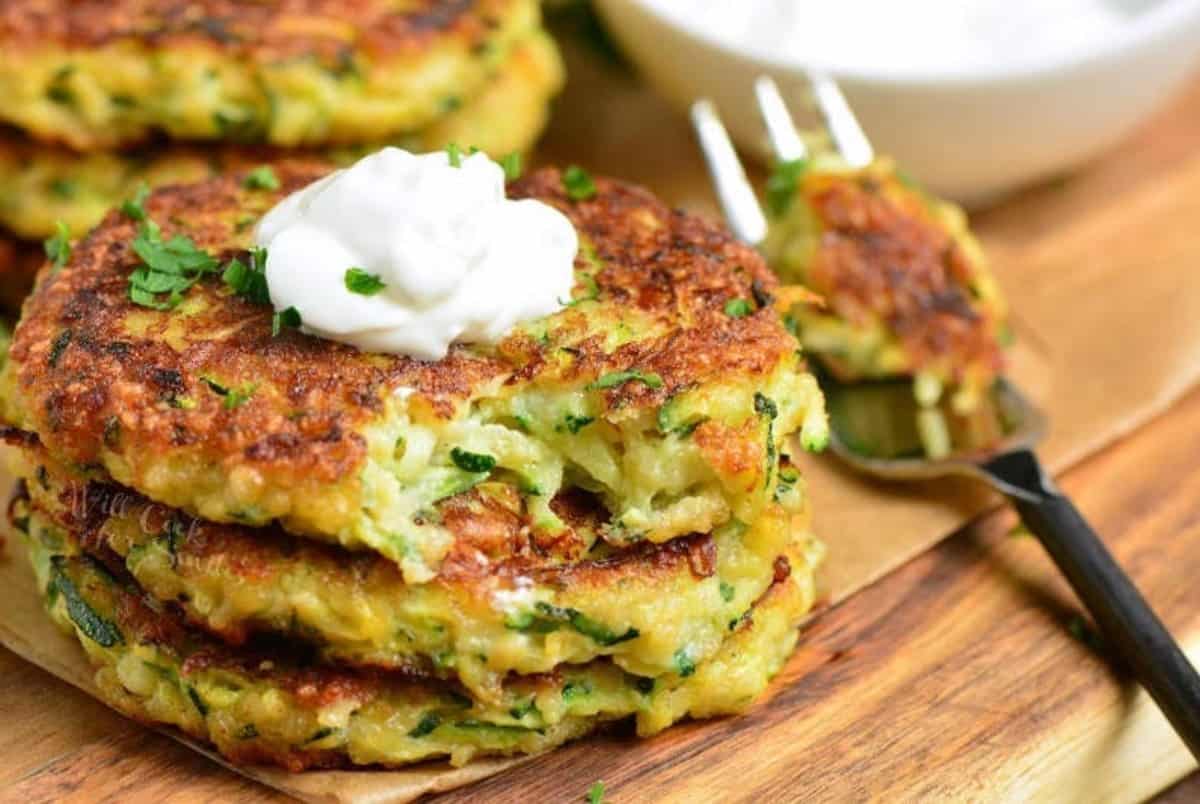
[0, 0, 517, 61]
[23, 437, 721, 641]
[9, 165, 794, 492]
[804, 175, 1004, 379]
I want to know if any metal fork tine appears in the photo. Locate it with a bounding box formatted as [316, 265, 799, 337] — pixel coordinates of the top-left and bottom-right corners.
[753, 76, 807, 163]
[806, 69, 874, 168]
[690, 99, 768, 246]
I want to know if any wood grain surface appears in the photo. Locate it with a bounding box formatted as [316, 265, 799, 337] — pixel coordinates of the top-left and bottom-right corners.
[4, 37, 1200, 804]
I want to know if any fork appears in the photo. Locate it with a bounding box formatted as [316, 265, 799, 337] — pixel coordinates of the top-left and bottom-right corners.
[691, 74, 1200, 760]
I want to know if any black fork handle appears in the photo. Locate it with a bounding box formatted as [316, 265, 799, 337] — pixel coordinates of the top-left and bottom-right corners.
[982, 450, 1200, 761]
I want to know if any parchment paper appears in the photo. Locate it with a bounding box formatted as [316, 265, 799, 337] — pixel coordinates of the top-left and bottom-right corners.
[2, 37, 1200, 803]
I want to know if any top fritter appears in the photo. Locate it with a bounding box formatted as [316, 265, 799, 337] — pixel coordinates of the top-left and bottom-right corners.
[0, 0, 538, 150]
[1, 163, 827, 581]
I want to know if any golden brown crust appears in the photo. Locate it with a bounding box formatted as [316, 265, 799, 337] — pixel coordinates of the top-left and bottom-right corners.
[46, 464, 715, 596]
[9, 164, 794, 491]
[0, 0, 517, 61]
[804, 175, 1004, 379]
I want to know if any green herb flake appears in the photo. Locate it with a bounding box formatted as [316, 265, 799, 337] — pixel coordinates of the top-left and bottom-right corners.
[237, 724, 259, 740]
[766, 158, 810, 217]
[446, 142, 464, 168]
[50, 559, 123, 648]
[344, 267, 387, 296]
[222, 247, 270, 305]
[500, 152, 523, 181]
[120, 184, 151, 221]
[44, 221, 71, 268]
[408, 712, 441, 738]
[719, 581, 735, 602]
[561, 413, 594, 434]
[127, 221, 221, 310]
[561, 679, 593, 703]
[587, 781, 606, 804]
[200, 376, 257, 409]
[242, 165, 280, 191]
[673, 648, 696, 678]
[563, 165, 597, 201]
[724, 298, 753, 318]
[450, 447, 497, 473]
[587, 370, 663, 392]
[271, 306, 302, 336]
[47, 329, 72, 368]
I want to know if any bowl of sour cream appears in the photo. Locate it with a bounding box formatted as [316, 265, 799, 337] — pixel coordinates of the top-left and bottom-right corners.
[593, 0, 1200, 205]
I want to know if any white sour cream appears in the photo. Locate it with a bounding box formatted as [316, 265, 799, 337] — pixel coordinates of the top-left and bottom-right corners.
[255, 147, 577, 360]
[642, 0, 1136, 77]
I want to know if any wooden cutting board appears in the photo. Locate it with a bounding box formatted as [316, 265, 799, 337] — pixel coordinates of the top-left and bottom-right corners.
[5, 39, 1200, 804]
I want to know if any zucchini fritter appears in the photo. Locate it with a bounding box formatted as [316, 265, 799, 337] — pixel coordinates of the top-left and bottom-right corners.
[0, 30, 565, 241]
[20, 448, 819, 703]
[18, 508, 812, 771]
[2, 165, 828, 582]
[762, 156, 1007, 456]
[0, 0, 539, 150]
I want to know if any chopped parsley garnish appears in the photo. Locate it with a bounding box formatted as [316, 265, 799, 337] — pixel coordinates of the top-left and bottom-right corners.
[44, 221, 71, 268]
[587, 781, 606, 804]
[271, 306, 302, 336]
[719, 581, 735, 602]
[450, 447, 497, 473]
[446, 142, 464, 167]
[222, 246, 270, 305]
[500, 151, 523, 180]
[242, 165, 280, 191]
[587, 370, 663, 391]
[766, 157, 810, 217]
[724, 298, 753, 318]
[563, 165, 597, 201]
[120, 183, 150, 221]
[344, 267, 387, 295]
[128, 221, 221, 310]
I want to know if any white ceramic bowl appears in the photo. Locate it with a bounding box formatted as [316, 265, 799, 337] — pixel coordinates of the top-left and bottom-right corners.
[593, 0, 1200, 205]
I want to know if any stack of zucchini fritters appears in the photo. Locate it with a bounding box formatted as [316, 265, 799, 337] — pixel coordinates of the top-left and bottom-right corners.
[0, 0, 565, 309]
[0, 157, 829, 769]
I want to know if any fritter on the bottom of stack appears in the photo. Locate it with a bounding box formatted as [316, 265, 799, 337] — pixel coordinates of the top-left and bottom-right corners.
[10, 471, 819, 770]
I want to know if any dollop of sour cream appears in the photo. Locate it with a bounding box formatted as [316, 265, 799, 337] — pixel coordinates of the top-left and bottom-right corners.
[255, 147, 577, 360]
